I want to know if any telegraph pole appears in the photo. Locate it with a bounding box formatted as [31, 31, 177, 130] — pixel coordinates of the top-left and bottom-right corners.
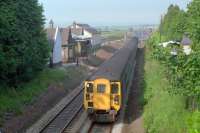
[159, 15, 163, 42]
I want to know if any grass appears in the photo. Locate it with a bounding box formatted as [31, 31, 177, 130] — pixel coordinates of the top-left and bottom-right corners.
[143, 47, 188, 133]
[0, 66, 87, 125]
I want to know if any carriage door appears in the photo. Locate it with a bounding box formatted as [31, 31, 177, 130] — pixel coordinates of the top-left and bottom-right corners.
[111, 82, 121, 111]
[94, 79, 111, 111]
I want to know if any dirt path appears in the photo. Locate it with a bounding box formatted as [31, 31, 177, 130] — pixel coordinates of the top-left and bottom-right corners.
[122, 48, 145, 133]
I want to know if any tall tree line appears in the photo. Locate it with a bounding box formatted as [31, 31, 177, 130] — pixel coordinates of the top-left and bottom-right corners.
[157, 1, 200, 110]
[159, 4, 187, 41]
[0, 0, 50, 86]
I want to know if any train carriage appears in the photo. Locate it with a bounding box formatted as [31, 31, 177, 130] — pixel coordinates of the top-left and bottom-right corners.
[84, 37, 138, 122]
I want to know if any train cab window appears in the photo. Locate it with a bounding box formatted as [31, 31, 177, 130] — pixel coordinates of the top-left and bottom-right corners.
[111, 83, 119, 94]
[86, 83, 93, 93]
[97, 84, 106, 93]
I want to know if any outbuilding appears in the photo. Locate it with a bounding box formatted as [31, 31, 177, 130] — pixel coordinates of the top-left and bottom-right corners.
[181, 35, 192, 55]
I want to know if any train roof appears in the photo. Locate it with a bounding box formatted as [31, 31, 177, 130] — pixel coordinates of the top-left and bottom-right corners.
[90, 37, 138, 81]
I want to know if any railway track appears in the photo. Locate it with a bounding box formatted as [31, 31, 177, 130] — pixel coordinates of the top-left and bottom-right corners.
[88, 122, 113, 133]
[35, 38, 137, 133]
[40, 90, 83, 133]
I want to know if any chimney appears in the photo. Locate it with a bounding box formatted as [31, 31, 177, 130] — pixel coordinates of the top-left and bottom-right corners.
[68, 28, 73, 43]
[49, 19, 54, 28]
[73, 21, 76, 29]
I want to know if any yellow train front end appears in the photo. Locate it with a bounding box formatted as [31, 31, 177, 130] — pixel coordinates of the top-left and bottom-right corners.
[84, 78, 121, 122]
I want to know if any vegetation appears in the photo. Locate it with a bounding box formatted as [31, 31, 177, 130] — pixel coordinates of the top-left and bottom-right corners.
[144, 1, 200, 132]
[0, 66, 88, 125]
[159, 5, 186, 41]
[0, 0, 50, 86]
[143, 47, 188, 133]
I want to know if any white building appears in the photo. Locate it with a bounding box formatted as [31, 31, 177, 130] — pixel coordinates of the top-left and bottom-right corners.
[46, 20, 62, 66]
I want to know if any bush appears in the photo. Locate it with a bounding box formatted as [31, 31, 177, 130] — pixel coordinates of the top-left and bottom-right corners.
[143, 47, 187, 133]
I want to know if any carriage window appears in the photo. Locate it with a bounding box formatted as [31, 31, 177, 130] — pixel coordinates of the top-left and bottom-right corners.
[111, 83, 119, 94]
[86, 83, 93, 93]
[97, 84, 106, 93]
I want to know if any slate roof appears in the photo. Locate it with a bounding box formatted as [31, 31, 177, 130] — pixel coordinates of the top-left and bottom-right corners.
[46, 28, 56, 48]
[84, 27, 98, 35]
[71, 28, 83, 36]
[76, 23, 90, 28]
[75, 22, 99, 35]
[60, 28, 70, 45]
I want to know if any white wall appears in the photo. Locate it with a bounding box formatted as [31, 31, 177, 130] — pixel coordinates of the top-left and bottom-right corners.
[83, 30, 93, 38]
[53, 27, 62, 64]
[62, 47, 68, 63]
[183, 45, 192, 55]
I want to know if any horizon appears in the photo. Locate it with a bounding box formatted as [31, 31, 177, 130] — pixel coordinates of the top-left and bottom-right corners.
[39, 0, 191, 27]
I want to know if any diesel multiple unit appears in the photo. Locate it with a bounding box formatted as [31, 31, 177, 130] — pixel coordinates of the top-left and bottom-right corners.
[84, 37, 138, 122]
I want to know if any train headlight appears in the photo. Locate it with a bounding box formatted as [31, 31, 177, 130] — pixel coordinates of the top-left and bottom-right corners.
[86, 83, 93, 93]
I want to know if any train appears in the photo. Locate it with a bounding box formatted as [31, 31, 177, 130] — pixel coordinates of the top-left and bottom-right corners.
[83, 37, 138, 122]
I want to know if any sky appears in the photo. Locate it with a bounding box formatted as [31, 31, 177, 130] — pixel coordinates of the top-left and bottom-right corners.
[38, 0, 191, 27]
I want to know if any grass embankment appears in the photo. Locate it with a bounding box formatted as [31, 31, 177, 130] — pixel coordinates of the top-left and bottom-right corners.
[0, 66, 87, 125]
[143, 47, 188, 133]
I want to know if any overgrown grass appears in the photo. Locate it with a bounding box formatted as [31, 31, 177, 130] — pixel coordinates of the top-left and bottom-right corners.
[0, 66, 87, 125]
[143, 47, 188, 133]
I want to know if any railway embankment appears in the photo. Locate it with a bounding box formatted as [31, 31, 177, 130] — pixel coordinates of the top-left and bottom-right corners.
[142, 46, 188, 133]
[121, 42, 189, 133]
[0, 66, 88, 132]
[122, 47, 145, 133]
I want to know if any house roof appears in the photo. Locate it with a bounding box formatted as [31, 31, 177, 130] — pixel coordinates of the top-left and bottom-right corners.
[60, 28, 70, 45]
[181, 36, 192, 46]
[76, 23, 90, 28]
[74, 22, 99, 35]
[46, 28, 56, 47]
[71, 28, 83, 36]
[84, 27, 98, 35]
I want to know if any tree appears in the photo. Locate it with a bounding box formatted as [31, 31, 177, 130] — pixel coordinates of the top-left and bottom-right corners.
[159, 4, 187, 41]
[187, 0, 200, 45]
[0, 0, 50, 86]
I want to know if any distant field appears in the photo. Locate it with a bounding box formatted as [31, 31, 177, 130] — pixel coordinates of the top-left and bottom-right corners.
[101, 30, 126, 41]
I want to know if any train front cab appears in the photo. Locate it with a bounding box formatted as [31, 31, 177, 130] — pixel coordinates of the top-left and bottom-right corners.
[84, 78, 121, 122]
